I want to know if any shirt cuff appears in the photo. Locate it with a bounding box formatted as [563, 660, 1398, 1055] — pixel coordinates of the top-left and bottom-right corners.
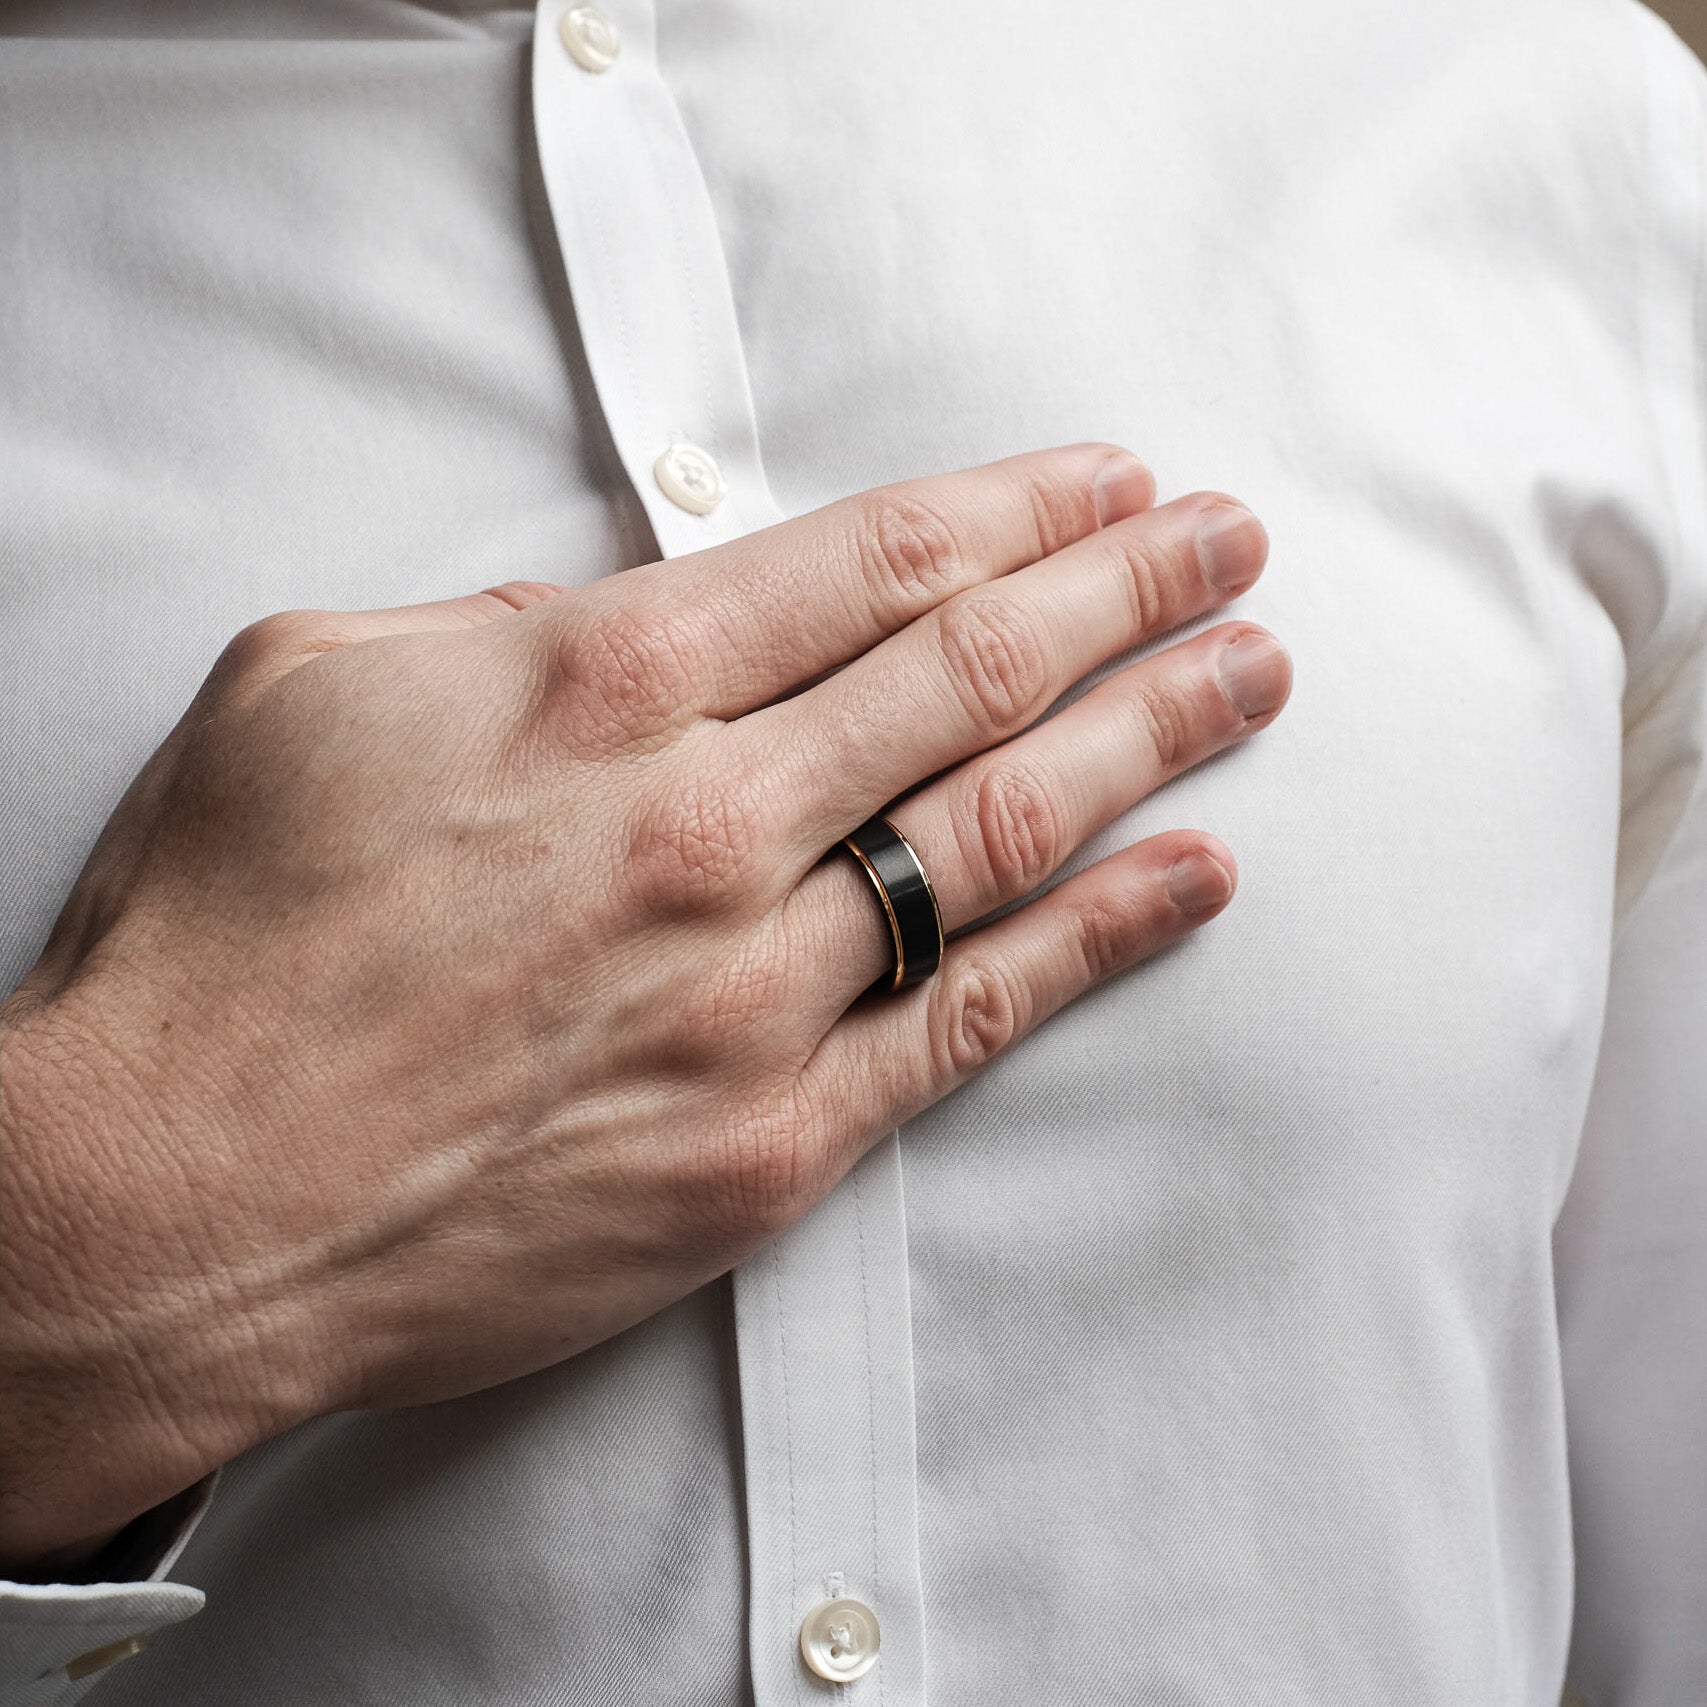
[0, 1473, 216, 1707]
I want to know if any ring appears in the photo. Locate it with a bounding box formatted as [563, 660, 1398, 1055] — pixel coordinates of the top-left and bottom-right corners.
[840, 815, 944, 995]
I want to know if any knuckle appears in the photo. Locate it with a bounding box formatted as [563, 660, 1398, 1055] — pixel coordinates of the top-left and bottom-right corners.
[1023, 467, 1096, 559]
[1072, 894, 1146, 982]
[931, 958, 1023, 1080]
[859, 492, 966, 608]
[1131, 677, 1194, 773]
[214, 610, 323, 680]
[557, 601, 705, 723]
[626, 773, 770, 917]
[1112, 530, 1175, 635]
[937, 596, 1050, 732]
[967, 763, 1061, 901]
[481, 579, 564, 612]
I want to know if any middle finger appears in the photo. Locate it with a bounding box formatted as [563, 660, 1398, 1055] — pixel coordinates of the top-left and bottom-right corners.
[747, 491, 1269, 862]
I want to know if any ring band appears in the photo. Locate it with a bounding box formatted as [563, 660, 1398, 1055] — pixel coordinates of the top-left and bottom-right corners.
[840, 815, 945, 995]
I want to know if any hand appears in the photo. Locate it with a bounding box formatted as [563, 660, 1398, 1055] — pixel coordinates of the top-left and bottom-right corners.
[0, 445, 1289, 1570]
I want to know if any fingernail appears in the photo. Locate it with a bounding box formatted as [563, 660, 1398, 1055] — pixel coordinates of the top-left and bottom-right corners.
[1092, 455, 1154, 527]
[1167, 850, 1235, 912]
[1216, 630, 1291, 719]
[1196, 505, 1268, 594]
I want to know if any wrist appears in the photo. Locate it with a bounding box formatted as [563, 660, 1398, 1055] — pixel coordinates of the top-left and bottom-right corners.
[0, 979, 323, 1569]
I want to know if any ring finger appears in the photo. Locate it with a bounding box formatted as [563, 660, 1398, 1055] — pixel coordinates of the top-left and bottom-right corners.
[784, 620, 1292, 1012]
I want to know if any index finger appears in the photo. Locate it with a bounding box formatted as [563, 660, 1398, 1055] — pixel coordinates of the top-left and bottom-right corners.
[596, 443, 1155, 720]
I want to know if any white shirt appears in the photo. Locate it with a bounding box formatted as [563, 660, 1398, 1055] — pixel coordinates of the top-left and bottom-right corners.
[2, 2, 1704, 1703]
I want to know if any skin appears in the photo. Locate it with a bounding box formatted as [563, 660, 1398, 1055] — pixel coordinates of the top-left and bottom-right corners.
[0, 444, 1291, 1578]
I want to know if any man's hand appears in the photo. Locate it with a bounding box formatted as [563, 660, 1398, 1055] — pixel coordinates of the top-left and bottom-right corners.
[0, 445, 1289, 1572]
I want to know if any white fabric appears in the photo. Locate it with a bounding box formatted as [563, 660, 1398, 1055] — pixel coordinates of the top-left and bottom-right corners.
[737, 1140, 929, 1707]
[0, 1481, 214, 1707]
[1, 2, 1703, 1704]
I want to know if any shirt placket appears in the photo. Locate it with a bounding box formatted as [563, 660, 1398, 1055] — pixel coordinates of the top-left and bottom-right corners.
[528, 4, 929, 1700]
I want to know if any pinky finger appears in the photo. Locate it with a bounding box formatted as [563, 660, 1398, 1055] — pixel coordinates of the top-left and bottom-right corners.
[804, 830, 1238, 1160]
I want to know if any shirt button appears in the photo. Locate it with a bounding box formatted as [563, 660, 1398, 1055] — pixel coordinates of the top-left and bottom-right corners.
[653, 442, 727, 515]
[559, 5, 621, 73]
[799, 1597, 880, 1683]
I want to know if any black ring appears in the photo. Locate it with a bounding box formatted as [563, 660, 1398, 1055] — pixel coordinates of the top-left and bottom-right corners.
[840, 815, 944, 995]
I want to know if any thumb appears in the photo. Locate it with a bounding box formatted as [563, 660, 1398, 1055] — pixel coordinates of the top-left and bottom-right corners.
[324, 578, 568, 642]
[210, 580, 569, 700]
